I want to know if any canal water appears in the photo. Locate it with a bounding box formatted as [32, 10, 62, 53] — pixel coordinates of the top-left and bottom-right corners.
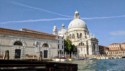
[67, 58, 125, 71]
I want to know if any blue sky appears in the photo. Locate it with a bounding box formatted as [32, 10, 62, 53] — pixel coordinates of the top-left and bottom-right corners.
[0, 0, 125, 46]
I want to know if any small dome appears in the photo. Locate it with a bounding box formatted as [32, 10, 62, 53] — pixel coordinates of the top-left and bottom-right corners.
[68, 11, 87, 29]
[58, 24, 67, 36]
[58, 29, 67, 35]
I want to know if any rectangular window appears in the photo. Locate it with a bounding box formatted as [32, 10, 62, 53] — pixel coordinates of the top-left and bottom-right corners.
[62, 45, 64, 49]
[58, 44, 60, 49]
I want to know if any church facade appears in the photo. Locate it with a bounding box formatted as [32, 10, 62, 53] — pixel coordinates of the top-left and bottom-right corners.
[53, 11, 99, 57]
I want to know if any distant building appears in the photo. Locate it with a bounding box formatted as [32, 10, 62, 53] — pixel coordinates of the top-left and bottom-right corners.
[0, 28, 63, 60]
[121, 42, 125, 50]
[106, 43, 125, 56]
[99, 45, 109, 55]
[53, 11, 99, 57]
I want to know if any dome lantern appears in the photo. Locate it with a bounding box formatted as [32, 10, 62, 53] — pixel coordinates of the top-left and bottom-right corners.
[74, 10, 80, 19]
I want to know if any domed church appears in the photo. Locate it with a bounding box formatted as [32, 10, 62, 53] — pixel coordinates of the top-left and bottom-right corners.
[53, 11, 99, 57]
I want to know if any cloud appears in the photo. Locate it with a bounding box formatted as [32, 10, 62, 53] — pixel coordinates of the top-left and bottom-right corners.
[0, 18, 72, 24]
[12, 2, 125, 20]
[12, 2, 71, 18]
[110, 31, 125, 36]
[1, 14, 125, 24]
[82, 15, 125, 20]
[1, 1, 125, 24]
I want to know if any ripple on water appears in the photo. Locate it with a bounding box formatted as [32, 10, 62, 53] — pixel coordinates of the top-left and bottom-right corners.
[69, 58, 125, 71]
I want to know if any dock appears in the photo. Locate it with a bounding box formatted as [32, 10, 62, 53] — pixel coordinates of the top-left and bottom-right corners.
[0, 60, 77, 71]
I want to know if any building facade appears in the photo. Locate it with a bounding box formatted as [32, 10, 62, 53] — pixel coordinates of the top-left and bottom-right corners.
[53, 11, 99, 57]
[106, 43, 125, 57]
[0, 28, 63, 60]
[99, 45, 109, 55]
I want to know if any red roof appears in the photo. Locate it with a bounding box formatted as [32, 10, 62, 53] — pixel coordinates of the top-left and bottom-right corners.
[0, 28, 56, 40]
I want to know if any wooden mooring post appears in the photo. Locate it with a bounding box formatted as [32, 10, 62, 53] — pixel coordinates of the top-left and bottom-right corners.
[0, 60, 77, 71]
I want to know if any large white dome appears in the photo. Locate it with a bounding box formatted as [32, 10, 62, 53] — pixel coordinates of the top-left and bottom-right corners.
[68, 11, 87, 29]
[68, 19, 86, 29]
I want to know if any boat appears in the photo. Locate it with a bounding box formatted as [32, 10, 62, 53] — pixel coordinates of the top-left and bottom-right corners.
[52, 56, 66, 62]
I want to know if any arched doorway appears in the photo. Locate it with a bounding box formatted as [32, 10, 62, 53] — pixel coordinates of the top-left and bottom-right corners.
[13, 41, 22, 59]
[42, 43, 49, 58]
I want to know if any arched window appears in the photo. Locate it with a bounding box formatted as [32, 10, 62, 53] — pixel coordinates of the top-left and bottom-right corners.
[42, 43, 49, 47]
[79, 42, 84, 46]
[80, 33, 82, 38]
[77, 33, 79, 38]
[72, 34, 75, 39]
[14, 41, 23, 46]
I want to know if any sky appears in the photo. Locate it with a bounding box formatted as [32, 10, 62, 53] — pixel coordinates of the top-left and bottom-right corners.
[0, 0, 125, 46]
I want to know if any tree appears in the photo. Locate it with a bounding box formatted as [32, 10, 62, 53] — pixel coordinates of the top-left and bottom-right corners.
[64, 39, 77, 58]
[72, 44, 77, 55]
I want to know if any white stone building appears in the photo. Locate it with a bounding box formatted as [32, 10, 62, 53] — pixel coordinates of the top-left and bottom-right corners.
[0, 28, 63, 60]
[53, 11, 99, 57]
[53, 25, 65, 57]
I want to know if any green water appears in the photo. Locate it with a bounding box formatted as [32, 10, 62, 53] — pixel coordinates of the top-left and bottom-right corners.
[68, 58, 125, 71]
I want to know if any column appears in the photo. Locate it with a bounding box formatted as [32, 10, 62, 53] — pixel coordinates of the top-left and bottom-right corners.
[88, 45, 92, 55]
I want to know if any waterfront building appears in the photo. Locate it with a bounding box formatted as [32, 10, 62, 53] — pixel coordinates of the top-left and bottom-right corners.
[99, 45, 109, 55]
[0, 28, 64, 60]
[106, 43, 125, 57]
[121, 42, 125, 50]
[53, 11, 100, 57]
